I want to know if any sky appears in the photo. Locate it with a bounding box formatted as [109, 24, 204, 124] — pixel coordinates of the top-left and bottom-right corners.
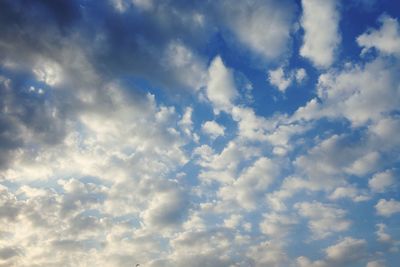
[0, 0, 400, 266]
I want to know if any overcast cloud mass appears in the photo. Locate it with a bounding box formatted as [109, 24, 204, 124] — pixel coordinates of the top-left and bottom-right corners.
[0, 0, 399, 266]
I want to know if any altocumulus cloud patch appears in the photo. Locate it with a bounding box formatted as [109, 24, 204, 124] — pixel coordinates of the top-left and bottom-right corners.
[0, 0, 399, 266]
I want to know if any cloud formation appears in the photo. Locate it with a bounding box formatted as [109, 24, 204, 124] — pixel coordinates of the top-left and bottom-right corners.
[0, 0, 399, 266]
[300, 0, 341, 67]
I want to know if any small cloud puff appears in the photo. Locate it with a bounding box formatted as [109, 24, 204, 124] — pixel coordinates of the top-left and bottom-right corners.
[201, 120, 225, 139]
[268, 67, 307, 92]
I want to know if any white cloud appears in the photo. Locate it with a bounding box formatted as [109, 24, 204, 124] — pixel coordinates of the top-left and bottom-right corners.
[375, 199, 400, 217]
[266, 122, 309, 156]
[2, 84, 190, 184]
[196, 140, 261, 185]
[33, 58, 63, 86]
[268, 67, 308, 92]
[206, 56, 238, 113]
[168, 229, 239, 267]
[297, 237, 367, 267]
[231, 106, 271, 141]
[295, 201, 351, 239]
[178, 107, 197, 141]
[300, 0, 341, 67]
[375, 223, 392, 243]
[329, 185, 370, 202]
[325, 237, 367, 264]
[260, 212, 297, 240]
[1, 1, 400, 266]
[220, 0, 295, 60]
[268, 67, 292, 92]
[141, 184, 189, 231]
[294, 135, 355, 190]
[369, 170, 396, 193]
[265, 175, 333, 213]
[295, 68, 307, 83]
[223, 214, 242, 229]
[369, 117, 400, 149]
[294, 57, 400, 127]
[0, 74, 204, 265]
[0, 180, 115, 266]
[345, 151, 381, 176]
[219, 157, 279, 210]
[162, 41, 207, 91]
[201, 120, 225, 139]
[357, 16, 400, 56]
[247, 241, 289, 267]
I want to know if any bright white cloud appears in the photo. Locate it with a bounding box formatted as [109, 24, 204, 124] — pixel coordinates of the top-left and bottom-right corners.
[260, 212, 297, 240]
[325, 237, 367, 264]
[268, 67, 308, 92]
[168, 229, 240, 267]
[196, 140, 261, 185]
[368, 117, 400, 152]
[220, 0, 295, 60]
[206, 56, 238, 113]
[329, 185, 370, 202]
[369, 170, 396, 193]
[223, 214, 242, 229]
[178, 107, 196, 140]
[247, 241, 289, 267]
[375, 199, 400, 217]
[219, 157, 279, 210]
[357, 16, 400, 56]
[294, 135, 357, 190]
[231, 106, 271, 141]
[268, 67, 292, 92]
[295, 57, 400, 127]
[1, 1, 400, 266]
[297, 237, 367, 267]
[300, 0, 341, 67]
[345, 151, 381, 176]
[201, 120, 225, 139]
[295, 201, 351, 239]
[33, 58, 63, 86]
[266, 122, 309, 156]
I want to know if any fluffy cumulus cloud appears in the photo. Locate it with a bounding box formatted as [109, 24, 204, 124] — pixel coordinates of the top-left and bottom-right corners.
[201, 120, 225, 139]
[357, 16, 400, 56]
[300, 0, 341, 67]
[295, 201, 351, 239]
[206, 56, 238, 113]
[268, 67, 292, 92]
[268, 67, 307, 92]
[218, 0, 296, 60]
[0, 0, 399, 266]
[297, 237, 367, 267]
[295, 57, 400, 127]
[369, 170, 396, 193]
[375, 199, 400, 217]
[218, 157, 279, 210]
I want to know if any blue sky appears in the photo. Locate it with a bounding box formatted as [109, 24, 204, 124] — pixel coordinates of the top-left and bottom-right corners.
[0, 0, 400, 266]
